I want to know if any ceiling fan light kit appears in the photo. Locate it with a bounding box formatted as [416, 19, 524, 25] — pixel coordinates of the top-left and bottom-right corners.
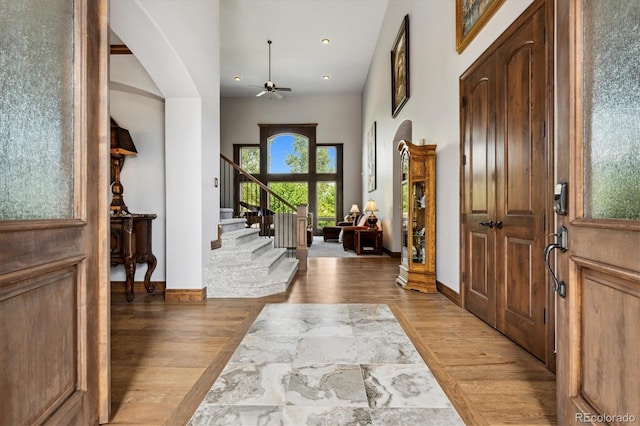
[252, 40, 292, 99]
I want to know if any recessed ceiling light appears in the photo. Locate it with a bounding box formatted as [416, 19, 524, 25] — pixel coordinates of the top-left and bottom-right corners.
[321, 38, 330, 45]
[233, 76, 241, 81]
[322, 75, 330, 80]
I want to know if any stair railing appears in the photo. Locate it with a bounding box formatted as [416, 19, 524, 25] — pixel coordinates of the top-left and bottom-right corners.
[220, 154, 308, 268]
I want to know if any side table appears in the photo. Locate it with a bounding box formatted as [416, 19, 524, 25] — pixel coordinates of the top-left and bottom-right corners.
[355, 229, 383, 255]
[110, 213, 157, 301]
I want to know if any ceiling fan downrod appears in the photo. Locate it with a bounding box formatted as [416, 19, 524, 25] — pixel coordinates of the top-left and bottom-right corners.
[267, 40, 272, 82]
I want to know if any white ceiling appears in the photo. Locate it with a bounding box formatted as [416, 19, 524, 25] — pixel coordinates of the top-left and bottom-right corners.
[219, 0, 388, 98]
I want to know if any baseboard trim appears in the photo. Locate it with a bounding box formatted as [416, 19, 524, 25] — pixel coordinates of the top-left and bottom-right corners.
[164, 288, 207, 302]
[436, 281, 461, 307]
[382, 248, 401, 258]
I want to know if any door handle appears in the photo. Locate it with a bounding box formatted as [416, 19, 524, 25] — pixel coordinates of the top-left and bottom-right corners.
[480, 220, 503, 229]
[544, 226, 568, 298]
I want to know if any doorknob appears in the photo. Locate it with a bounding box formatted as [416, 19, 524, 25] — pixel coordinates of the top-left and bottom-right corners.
[480, 220, 495, 228]
[495, 221, 503, 229]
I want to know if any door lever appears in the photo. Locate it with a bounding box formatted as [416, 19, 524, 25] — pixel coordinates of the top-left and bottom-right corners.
[544, 225, 568, 298]
[480, 220, 495, 228]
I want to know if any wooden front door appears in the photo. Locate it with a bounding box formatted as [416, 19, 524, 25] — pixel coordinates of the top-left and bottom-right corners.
[0, 1, 108, 424]
[462, 53, 497, 327]
[555, 1, 640, 423]
[462, 0, 552, 363]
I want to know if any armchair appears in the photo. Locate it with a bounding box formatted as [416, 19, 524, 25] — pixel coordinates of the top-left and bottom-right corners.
[322, 218, 353, 242]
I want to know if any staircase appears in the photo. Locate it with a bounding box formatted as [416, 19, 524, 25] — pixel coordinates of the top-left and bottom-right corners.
[205, 218, 299, 297]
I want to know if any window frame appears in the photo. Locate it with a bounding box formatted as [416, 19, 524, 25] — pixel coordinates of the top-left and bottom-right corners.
[233, 124, 343, 232]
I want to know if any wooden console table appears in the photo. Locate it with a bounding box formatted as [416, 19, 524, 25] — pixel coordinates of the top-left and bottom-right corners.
[355, 229, 383, 255]
[110, 214, 157, 301]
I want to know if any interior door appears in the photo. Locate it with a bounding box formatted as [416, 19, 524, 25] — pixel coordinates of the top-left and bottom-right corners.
[494, 4, 549, 361]
[462, 54, 497, 327]
[0, 1, 108, 424]
[462, 0, 551, 363]
[555, 1, 640, 423]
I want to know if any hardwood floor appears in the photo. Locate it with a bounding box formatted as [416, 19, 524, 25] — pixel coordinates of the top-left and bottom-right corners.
[109, 257, 556, 425]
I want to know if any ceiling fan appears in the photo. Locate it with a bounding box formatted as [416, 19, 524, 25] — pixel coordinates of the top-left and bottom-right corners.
[251, 40, 292, 99]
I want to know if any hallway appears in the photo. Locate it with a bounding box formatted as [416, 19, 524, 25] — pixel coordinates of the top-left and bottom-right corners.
[109, 257, 556, 425]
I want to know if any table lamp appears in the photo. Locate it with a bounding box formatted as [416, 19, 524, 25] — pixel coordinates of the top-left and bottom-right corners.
[110, 119, 137, 214]
[364, 199, 379, 229]
[349, 204, 360, 221]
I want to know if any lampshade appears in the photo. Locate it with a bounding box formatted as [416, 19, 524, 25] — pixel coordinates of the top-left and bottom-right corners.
[364, 199, 379, 213]
[110, 119, 137, 214]
[110, 119, 137, 155]
[349, 204, 360, 214]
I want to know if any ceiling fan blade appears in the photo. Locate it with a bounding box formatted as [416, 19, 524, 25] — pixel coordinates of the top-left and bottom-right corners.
[275, 87, 292, 92]
[256, 90, 268, 97]
[273, 91, 283, 99]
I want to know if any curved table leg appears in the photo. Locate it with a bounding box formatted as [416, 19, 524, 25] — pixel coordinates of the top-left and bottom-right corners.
[144, 254, 157, 294]
[124, 257, 136, 302]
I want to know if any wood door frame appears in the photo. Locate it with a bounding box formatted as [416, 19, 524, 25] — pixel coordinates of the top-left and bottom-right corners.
[459, 0, 556, 370]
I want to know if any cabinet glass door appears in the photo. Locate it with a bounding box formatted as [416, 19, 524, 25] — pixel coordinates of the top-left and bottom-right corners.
[412, 181, 426, 265]
[401, 180, 409, 267]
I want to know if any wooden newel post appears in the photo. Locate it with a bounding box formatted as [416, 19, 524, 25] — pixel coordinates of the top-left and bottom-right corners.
[296, 204, 308, 270]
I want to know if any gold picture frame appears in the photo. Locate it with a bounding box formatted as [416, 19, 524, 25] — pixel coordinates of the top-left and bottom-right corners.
[391, 14, 409, 118]
[456, 0, 505, 53]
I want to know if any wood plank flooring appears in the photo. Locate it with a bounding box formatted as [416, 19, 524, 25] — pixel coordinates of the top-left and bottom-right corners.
[109, 257, 556, 425]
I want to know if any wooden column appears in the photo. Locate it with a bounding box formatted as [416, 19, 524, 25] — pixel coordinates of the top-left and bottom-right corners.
[296, 204, 308, 270]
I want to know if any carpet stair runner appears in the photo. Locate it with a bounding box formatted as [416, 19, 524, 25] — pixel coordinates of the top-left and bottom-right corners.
[205, 218, 298, 297]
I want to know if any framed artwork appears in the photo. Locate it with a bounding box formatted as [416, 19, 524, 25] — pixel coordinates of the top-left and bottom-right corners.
[391, 14, 410, 118]
[367, 121, 376, 192]
[456, 0, 505, 53]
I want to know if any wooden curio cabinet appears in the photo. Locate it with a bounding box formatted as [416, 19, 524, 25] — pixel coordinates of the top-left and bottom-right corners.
[396, 140, 436, 293]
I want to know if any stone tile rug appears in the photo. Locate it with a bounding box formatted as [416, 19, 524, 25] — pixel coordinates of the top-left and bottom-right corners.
[188, 304, 463, 425]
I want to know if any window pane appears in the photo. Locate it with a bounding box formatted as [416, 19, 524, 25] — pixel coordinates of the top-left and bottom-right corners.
[240, 147, 260, 173]
[582, 1, 640, 220]
[268, 182, 307, 212]
[0, 0, 75, 220]
[268, 134, 308, 173]
[317, 181, 336, 228]
[317, 146, 337, 173]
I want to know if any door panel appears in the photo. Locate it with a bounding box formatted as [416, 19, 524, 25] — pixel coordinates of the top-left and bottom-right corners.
[580, 267, 639, 417]
[495, 4, 547, 360]
[556, 0, 640, 422]
[463, 54, 496, 326]
[0, 0, 108, 424]
[0, 266, 78, 425]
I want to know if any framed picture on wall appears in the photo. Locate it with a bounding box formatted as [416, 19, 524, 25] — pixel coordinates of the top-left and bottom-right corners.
[367, 121, 376, 192]
[391, 14, 409, 118]
[456, 0, 505, 53]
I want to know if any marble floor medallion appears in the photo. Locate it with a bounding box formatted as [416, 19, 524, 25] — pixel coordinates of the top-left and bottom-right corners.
[188, 304, 464, 425]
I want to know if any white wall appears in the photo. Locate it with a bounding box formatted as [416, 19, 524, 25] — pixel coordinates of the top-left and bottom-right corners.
[109, 56, 166, 282]
[220, 95, 363, 214]
[110, 0, 220, 290]
[362, 0, 533, 292]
